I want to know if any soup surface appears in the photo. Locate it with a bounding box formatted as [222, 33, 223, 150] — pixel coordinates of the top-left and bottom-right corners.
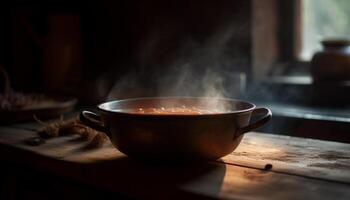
[115, 106, 226, 115]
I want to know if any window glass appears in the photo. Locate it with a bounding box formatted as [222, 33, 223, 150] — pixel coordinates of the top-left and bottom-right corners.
[300, 0, 350, 60]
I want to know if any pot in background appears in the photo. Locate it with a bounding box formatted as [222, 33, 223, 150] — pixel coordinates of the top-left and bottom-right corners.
[311, 39, 350, 82]
[80, 97, 271, 162]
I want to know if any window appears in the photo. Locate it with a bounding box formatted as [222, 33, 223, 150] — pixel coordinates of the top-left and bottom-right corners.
[252, 0, 350, 78]
[300, 0, 350, 60]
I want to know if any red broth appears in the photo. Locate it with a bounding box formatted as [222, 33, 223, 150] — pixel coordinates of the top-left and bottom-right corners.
[117, 107, 222, 115]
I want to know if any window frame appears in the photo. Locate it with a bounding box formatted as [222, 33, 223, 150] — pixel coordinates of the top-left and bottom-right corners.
[252, 0, 307, 80]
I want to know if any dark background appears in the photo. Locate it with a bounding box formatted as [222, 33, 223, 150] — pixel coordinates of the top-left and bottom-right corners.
[0, 0, 251, 103]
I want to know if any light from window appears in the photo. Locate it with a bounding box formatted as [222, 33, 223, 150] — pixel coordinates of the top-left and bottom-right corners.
[300, 0, 350, 60]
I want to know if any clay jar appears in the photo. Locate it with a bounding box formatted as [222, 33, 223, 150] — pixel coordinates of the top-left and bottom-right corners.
[311, 39, 350, 82]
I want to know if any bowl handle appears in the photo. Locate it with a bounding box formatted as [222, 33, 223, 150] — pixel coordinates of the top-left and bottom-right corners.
[237, 108, 272, 136]
[79, 111, 110, 137]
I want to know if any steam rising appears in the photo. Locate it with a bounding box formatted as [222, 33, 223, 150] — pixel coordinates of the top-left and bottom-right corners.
[107, 24, 248, 112]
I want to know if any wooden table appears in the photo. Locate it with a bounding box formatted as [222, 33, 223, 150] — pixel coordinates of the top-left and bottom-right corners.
[1, 121, 350, 199]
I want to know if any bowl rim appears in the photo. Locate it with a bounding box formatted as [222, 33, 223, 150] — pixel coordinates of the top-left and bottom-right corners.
[97, 97, 256, 117]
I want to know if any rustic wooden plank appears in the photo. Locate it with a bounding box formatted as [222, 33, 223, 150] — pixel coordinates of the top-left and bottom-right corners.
[75, 156, 350, 200]
[1, 138, 350, 200]
[0, 127, 123, 162]
[221, 132, 350, 183]
[1, 127, 350, 183]
[181, 163, 350, 200]
[0, 127, 35, 145]
[0, 128, 350, 183]
[1, 127, 350, 182]
[1, 127, 350, 199]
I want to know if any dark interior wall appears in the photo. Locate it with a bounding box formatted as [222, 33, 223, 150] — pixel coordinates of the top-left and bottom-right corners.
[0, 0, 251, 103]
[127, 0, 251, 71]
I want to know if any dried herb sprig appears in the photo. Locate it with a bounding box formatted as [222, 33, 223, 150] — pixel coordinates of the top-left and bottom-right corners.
[34, 115, 108, 148]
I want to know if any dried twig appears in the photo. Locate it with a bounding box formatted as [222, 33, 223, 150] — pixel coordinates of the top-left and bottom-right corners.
[34, 115, 108, 148]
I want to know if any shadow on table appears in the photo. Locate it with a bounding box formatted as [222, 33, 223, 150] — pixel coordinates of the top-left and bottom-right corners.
[81, 156, 227, 199]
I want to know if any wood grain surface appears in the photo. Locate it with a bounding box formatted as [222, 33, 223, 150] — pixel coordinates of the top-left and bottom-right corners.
[0, 125, 350, 199]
